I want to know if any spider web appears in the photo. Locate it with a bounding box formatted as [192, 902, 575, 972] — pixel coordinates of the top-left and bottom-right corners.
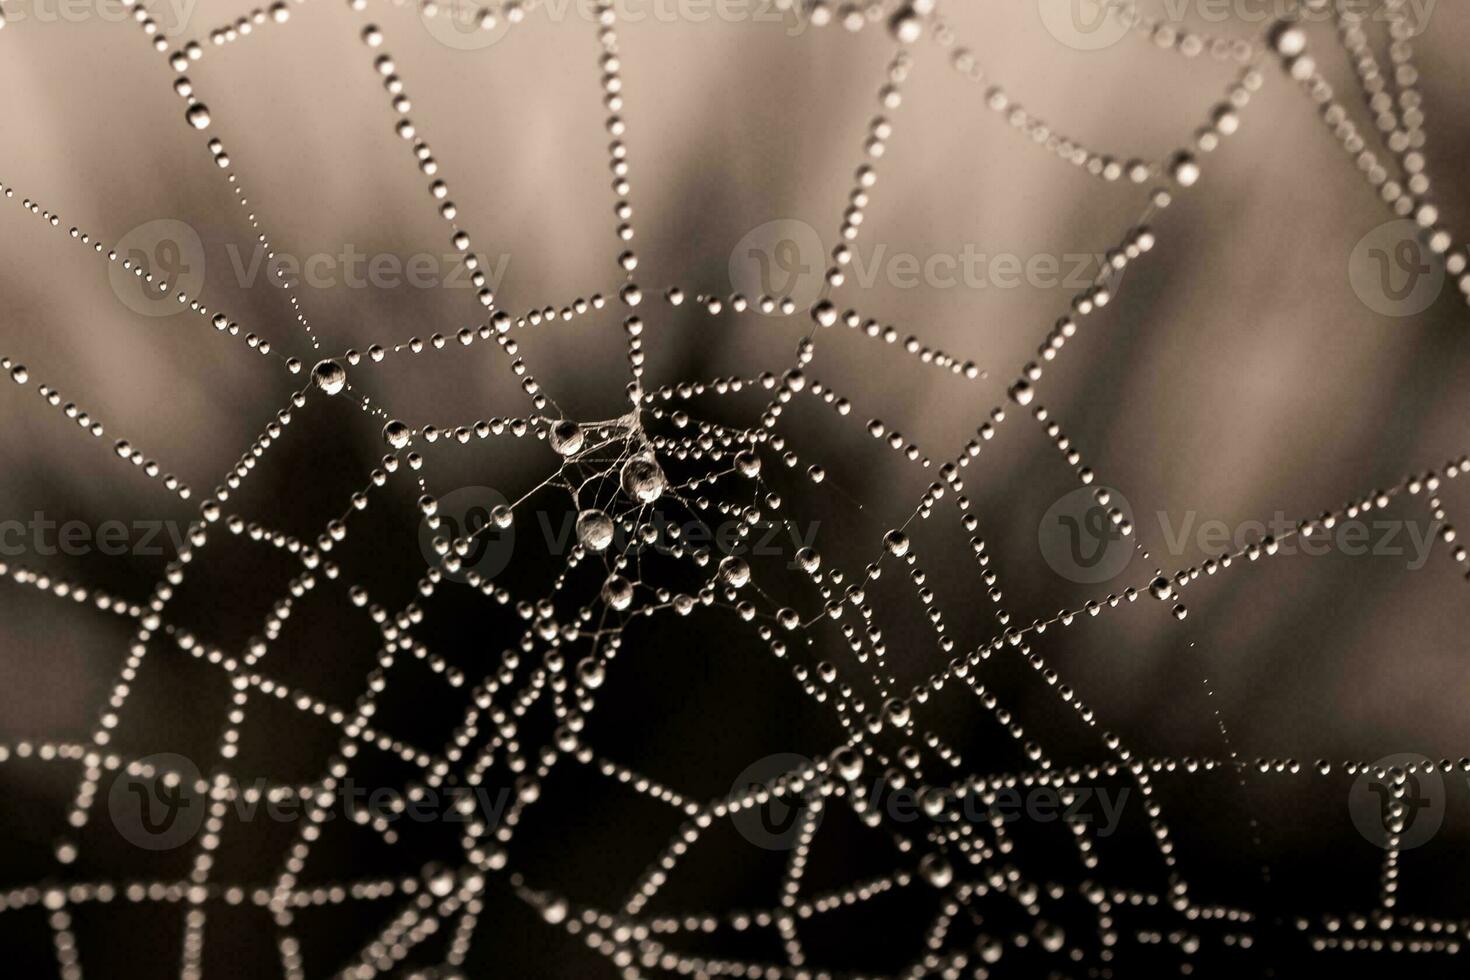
[0, 0, 1467, 977]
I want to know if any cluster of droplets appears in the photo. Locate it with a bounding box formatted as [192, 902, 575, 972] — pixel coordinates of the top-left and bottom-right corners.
[1267, 8, 1470, 301]
[1002, 220, 1159, 414]
[935, 13, 1262, 189]
[1087, 0, 1263, 62]
[358, 20, 496, 311]
[3, 353, 194, 501]
[164, 19, 322, 348]
[0, 181, 287, 360]
[813, 44, 915, 314]
[201, 0, 293, 48]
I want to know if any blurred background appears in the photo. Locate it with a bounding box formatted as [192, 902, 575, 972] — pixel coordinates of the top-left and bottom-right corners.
[2, 0, 1470, 976]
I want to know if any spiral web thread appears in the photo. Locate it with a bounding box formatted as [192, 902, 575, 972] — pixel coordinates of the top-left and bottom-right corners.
[0, 0, 1467, 977]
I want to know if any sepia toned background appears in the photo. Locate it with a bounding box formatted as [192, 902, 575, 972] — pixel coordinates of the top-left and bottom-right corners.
[2, 0, 1470, 975]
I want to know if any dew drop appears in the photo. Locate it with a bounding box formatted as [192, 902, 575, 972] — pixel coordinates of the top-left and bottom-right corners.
[311, 359, 346, 395]
[831, 746, 863, 781]
[576, 509, 615, 552]
[1170, 151, 1201, 187]
[620, 454, 666, 504]
[602, 575, 634, 610]
[919, 853, 953, 888]
[795, 548, 821, 573]
[1149, 575, 1173, 601]
[577, 657, 606, 689]
[1270, 21, 1306, 57]
[889, 7, 923, 44]
[425, 863, 455, 898]
[717, 556, 751, 588]
[383, 420, 411, 449]
[548, 419, 585, 456]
